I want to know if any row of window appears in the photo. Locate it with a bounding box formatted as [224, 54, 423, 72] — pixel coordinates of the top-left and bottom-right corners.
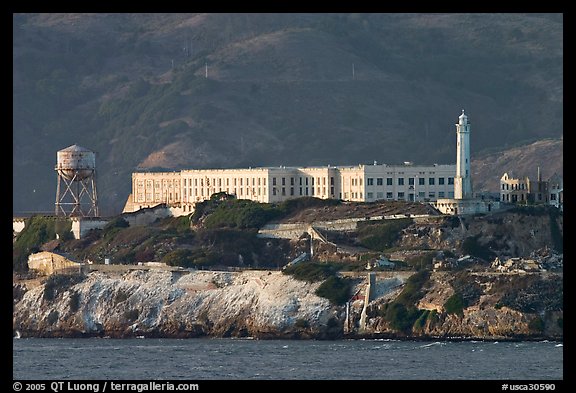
[271, 186, 336, 197]
[502, 183, 526, 190]
[366, 177, 454, 186]
[365, 191, 452, 200]
[140, 192, 179, 202]
[140, 176, 455, 191]
[272, 177, 335, 187]
[183, 177, 267, 188]
[501, 193, 557, 202]
[186, 187, 266, 197]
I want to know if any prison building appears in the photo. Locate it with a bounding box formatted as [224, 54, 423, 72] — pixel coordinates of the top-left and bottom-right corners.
[122, 163, 456, 215]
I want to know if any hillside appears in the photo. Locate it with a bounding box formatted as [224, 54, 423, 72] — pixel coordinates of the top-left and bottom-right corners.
[472, 138, 563, 193]
[13, 198, 563, 274]
[13, 13, 562, 215]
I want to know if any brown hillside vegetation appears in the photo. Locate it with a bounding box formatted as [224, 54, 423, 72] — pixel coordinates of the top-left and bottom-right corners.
[13, 13, 562, 215]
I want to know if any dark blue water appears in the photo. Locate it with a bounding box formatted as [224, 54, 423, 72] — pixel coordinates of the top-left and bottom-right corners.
[13, 338, 562, 380]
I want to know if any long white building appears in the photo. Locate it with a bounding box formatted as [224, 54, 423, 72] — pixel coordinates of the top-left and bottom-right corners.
[122, 162, 456, 215]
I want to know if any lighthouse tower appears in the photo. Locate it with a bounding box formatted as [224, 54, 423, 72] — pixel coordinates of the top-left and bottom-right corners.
[434, 110, 498, 215]
[454, 110, 472, 199]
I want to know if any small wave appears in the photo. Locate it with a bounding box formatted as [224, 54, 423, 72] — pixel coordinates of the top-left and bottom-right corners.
[419, 342, 443, 348]
[555, 344, 563, 347]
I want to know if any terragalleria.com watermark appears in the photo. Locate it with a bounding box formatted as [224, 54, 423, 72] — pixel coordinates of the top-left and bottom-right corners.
[13, 381, 200, 393]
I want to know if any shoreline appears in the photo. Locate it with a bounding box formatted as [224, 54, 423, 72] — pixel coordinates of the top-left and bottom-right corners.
[13, 329, 563, 343]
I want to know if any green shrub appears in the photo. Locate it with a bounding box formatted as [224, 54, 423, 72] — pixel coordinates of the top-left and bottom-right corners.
[427, 310, 440, 325]
[160, 215, 193, 234]
[315, 275, 352, 305]
[161, 248, 219, 268]
[198, 199, 282, 229]
[283, 262, 338, 282]
[414, 310, 430, 329]
[395, 270, 430, 306]
[444, 293, 465, 316]
[357, 219, 412, 251]
[54, 219, 74, 241]
[13, 215, 59, 272]
[104, 217, 129, 230]
[382, 302, 424, 332]
[378, 271, 430, 333]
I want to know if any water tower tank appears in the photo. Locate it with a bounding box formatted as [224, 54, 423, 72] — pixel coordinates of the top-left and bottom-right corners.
[56, 144, 95, 180]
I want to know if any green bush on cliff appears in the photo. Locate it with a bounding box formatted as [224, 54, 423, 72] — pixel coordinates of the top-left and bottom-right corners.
[357, 218, 413, 251]
[414, 309, 430, 330]
[379, 271, 430, 333]
[381, 302, 425, 333]
[283, 262, 338, 282]
[444, 293, 465, 316]
[162, 248, 219, 268]
[13, 215, 68, 272]
[315, 275, 352, 305]
[395, 270, 430, 306]
[198, 199, 281, 229]
[101, 217, 130, 243]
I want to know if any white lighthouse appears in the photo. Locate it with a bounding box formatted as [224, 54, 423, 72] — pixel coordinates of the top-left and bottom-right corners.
[454, 110, 472, 199]
[434, 110, 499, 215]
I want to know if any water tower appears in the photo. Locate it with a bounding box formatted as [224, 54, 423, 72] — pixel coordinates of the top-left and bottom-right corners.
[54, 144, 99, 217]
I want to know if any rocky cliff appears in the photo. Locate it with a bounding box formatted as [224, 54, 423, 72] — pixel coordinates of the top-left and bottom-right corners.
[13, 268, 562, 341]
[13, 270, 340, 339]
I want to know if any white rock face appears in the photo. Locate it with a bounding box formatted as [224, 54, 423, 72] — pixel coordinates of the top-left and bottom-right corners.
[13, 269, 338, 338]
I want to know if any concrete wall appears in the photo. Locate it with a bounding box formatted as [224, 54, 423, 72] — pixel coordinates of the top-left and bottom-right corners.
[435, 198, 499, 215]
[71, 218, 109, 239]
[121, 205, 173, 226]
[28, 251, 81, 275]
[258, 215, 432, 239]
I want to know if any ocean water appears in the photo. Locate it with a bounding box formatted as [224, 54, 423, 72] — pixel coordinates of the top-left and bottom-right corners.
[13, 338, 563, 380]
